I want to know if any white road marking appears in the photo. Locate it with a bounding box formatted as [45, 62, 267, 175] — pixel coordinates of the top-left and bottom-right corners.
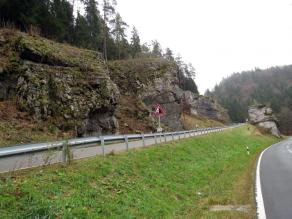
[288, 149, 292, 154]
[256, 145, 274, 219]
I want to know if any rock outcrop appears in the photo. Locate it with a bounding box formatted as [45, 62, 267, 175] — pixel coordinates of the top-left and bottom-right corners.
[109, 59, 229, 131]
[0, 29, 119, 136]
[248, 105, 281, 137]
[0, 29, 229, 139]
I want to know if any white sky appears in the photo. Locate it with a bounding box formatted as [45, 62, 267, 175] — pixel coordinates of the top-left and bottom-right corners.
[115, 0, 292, 94]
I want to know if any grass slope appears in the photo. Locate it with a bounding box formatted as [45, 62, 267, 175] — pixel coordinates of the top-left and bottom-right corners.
[0, 125, 279, 218]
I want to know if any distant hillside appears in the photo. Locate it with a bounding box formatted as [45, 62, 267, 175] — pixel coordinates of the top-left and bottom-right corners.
[210, 66, 292, 134]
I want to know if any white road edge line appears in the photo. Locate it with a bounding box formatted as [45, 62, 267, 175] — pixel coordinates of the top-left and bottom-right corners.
[256, 145, 273, 219]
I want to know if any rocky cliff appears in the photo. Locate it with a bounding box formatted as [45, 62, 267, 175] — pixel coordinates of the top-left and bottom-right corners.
[248, 105, 281, 137]
[0, 29, 229, 144]
[109, 59, 229, 131]
[0, 29, 118, 137]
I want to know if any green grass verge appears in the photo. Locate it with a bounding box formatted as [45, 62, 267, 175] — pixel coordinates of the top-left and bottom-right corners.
[0, 125, 279, 218]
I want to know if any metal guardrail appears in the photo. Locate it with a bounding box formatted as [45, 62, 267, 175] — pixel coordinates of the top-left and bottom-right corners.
[0, 125, 242, 159]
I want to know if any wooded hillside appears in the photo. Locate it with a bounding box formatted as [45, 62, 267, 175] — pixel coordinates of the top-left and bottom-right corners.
[210, 66, 292, 134]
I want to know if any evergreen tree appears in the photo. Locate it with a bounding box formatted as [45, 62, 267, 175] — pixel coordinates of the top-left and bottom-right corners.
[0, 0, 51, 32]
[130, 26, 141, 58]
[164, 47, 174, 61]
[73, 12, 89, 48]
[140, 43, 151, 57]
[111, 13, 128, 59]
[101, 0, 116, 61]
[151, 40, 162, 57]
[84, 0, 102, 50]
[50, 0, 74, 42]
[185, 63, 196, 79]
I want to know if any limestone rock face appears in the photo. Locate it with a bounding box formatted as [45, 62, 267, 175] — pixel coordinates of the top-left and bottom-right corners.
[0, 30, 119, 136]
[1, 29, 230, 138]
[183, 91, 229, 122]
[248, 105, 281, 137]
[109, 59, 230, 130]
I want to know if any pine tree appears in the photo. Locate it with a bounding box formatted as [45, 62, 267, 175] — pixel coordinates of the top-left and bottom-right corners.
[74, 12, 89, 48]
[101, 0, 116, 62]
[186, 63, 196, 79]
[84, 0, 102, 50]
[151, 40, 162, 58]
[50, 0, 74, 42]
[140, 43, 151, 57]
[130, 26, 141, 58]
[111, 13, 128, 59]
[164, 47, 174, 61]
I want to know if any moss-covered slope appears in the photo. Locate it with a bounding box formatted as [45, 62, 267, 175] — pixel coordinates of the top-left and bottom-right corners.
[0, 29, 119, 137]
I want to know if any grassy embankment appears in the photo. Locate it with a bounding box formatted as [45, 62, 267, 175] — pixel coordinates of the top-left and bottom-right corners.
[0, 125, 279, 218]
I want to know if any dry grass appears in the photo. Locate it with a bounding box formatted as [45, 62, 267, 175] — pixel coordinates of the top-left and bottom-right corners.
[115, 95, 156, 134]
[0, 101, 74, 147]
[181, 113, 225, 129]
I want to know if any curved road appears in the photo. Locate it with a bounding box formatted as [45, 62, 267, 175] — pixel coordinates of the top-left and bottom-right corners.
[258, 137, 292, 219]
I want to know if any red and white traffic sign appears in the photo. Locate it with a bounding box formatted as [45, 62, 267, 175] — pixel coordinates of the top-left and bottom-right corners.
[152, 104, 166, 118]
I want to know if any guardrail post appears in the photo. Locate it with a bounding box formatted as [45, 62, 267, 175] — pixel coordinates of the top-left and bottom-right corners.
[125, 135, 129, 151]
[171, 133, 174, 141]
[154, 134, 157, 144]
[179, 133, 181, 140]
[164, 133, 166, 143]
[100, 136, 105, 156]
[184, 132, 186, 138]
[62, 141, 69, 165]
[142, 134, 145, 147]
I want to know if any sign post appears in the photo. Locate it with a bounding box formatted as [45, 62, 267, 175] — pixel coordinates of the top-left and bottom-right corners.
[152, 104, 166, 133]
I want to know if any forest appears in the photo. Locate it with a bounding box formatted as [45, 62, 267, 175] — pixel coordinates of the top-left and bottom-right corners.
[209, 66, 292, 134]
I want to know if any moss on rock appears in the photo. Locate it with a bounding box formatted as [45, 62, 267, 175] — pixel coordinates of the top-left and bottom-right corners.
[0, 29, 119, 136]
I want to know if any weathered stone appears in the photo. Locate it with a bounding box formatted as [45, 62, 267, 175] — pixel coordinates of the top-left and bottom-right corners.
[184, 91, 229, 122]
[109, 58, 230, 131]
[248, 105, 281, 137]
[0, 29, 119, 136]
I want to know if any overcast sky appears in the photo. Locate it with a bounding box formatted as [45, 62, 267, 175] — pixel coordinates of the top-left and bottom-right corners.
[115, 0, 292, 93]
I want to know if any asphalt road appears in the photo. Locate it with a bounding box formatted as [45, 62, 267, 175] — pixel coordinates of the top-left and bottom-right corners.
[260, 137, 292, 219]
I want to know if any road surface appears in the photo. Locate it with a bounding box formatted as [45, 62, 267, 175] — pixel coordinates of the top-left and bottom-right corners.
[258, 137, 292, 219]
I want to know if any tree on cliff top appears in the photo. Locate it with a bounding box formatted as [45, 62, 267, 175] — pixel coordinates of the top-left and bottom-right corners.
[164, 48, 174, 61]
[151, 40, 162, 58]
[111, 13, 128, 59]
[84, 0, 102, 50]
[130, 26, 141, 58]
[101, 0, 117, 62]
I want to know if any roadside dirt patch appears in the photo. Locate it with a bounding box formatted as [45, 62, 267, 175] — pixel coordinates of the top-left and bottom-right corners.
[210, 205, 251, 213]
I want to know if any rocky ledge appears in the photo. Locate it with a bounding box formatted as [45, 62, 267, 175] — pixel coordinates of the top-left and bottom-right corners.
[109, 59, 229, 130]
[0, 29, 119, 136]
[248, 105, 281, 137]
[0, 29, 229, 138]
